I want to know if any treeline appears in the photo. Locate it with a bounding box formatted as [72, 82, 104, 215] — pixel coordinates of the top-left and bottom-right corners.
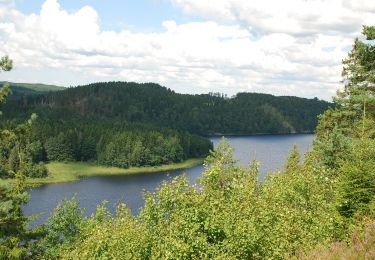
[0, 83, 214, 175]
[0, 70, 330, 176]
[0, 117, 212, 172]
[2, 81, 332, 135]
[0, 81, 63, 100]
[29, 119, 212, 168]
[0, 109, 212, 178]
[0, 78, 48, 178]
[0, 114, 48, 179]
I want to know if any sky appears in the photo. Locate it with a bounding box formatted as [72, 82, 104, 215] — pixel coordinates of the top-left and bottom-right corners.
[0, 0, 375, 100]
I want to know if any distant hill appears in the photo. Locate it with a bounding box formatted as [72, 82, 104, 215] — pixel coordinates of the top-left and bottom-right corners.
[0, 81, 64, 99]
[3, 81, 332, 135]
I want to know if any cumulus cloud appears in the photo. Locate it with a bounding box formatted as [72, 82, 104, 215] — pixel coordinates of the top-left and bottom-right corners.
[0, 0, 373, 100]
[170, 0, 375, 36]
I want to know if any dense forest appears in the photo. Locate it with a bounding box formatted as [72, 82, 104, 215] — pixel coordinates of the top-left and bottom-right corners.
[1, 26, 374, 259]
[3, 81, 331, 135]
[0, 84, 213, 177]
[33, 119, 212, 168]
[0, 69, 331, 178]
[0, 115, 212, 178]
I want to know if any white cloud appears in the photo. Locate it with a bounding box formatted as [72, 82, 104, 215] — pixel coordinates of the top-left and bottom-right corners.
[0, 0, 14, 7]
[170, 0, 375, 36]
[0, 0, 372, 100]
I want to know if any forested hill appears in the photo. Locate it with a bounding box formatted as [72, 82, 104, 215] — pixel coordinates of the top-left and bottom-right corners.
[4, 81, 332, 135]
[1, 81, 64, 99]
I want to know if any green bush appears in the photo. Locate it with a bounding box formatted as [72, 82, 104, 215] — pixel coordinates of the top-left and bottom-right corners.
[23, 162, 48, 178]
[43, 140, 345, 259]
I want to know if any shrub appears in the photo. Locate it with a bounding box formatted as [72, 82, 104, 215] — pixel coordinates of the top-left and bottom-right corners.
[23, 162, 48, 178]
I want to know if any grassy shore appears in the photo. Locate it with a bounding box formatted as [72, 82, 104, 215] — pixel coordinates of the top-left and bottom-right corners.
[0, 158, 204, 187]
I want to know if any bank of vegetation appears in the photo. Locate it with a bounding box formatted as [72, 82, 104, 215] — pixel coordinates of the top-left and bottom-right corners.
[0, 119, 211, 180]
[3, 79, 330, 136]
[0, 26, 374, 259]
[11, 159, 202, 186]
[0, 110, 212, 181]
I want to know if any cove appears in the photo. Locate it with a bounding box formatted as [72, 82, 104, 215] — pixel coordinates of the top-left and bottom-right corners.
[24, 134, 314, 226]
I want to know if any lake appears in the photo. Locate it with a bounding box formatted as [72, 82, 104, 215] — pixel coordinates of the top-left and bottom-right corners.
[24, 134, 314, 226]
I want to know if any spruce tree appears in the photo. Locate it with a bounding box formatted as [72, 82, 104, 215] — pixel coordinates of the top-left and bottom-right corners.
[0, 56, 31, 259]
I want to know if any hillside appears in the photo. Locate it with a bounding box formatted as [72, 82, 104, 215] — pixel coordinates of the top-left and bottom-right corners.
[0, 81, 64, 99]
[3, 81, 332, 135]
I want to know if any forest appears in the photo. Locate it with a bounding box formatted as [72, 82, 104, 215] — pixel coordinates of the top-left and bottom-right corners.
[0, 26, 374, 259]
[3, 80, 331, 135]
[0, 115, 212, 178]
[0, 68, 331, 179]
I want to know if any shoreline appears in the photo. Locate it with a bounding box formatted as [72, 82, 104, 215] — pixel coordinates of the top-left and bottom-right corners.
[207, 132, 315, 137]
[0, 158, 205, 188]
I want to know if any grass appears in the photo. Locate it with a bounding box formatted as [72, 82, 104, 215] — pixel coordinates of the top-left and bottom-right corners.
[0, 158, 204, 187]
[297, 221, 375, 260]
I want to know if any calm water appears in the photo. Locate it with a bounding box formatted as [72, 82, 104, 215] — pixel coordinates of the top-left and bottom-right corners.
[24, 134, 314, 226]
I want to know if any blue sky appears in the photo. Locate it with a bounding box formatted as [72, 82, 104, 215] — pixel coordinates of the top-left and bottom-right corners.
[14, 0, 204, 31]
[1, 0, 374, 100]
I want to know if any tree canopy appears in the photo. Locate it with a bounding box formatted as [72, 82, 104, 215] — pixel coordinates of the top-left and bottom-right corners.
[2, 81, 331, 135]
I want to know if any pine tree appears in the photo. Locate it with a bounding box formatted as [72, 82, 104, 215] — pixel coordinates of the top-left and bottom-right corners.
[0, 56, 32, 259]
[316, 26, 375, 220]
[338, 26, 375, 121]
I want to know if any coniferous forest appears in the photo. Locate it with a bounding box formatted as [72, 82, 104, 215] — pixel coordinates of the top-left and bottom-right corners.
[3, 81, 331, 135]
[0, 26, 374, 259]
[0, 75, 330, 178]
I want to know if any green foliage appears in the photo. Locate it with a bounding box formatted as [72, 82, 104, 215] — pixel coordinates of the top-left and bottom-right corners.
[0, 118, 49, 178]
[7, 145, 20, 177]
[315, 26, 375, 223]
[2, 81, 331, 135]
[0, 56, 45, 259]
[0, 84, 10, 108]
[97, 131, 185, 167]
[337, 138, 375, 218]
[35, 196, 85, 258]
[0, 183, 30, 259]
[32, 118, 212, 168]
[23, 162, 48, 178]
[0, 56, 11, 114]
[69, 204, 152, 259]
[337, 25, 375, 122]
[41, 139, 342, 259]
[78, 136, 96, 161]
[0, 56, 12, 72]
[2, 79, 326, 170]
[0, 65, 329, 173]
[314, 122, 350, 170]
[363, 25, 375, 40]
[45, 132, 75, 162]
[25, 140, 45, 163]
[284, 144, 301, 173]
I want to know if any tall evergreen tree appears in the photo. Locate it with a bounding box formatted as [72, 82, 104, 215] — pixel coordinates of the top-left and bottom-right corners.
[316, 26, 375, 219]
[0, 56, 33, 259]
[338, 26, 375, 122]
